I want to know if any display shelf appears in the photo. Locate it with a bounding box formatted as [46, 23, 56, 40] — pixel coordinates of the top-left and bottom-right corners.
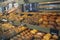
[23, 23, 60, 36]
[24, 23, 50, 33]
[20, 12, 60, 15]
[39, 1, 60, 4]
[5, 19, 60, 36]
[1, 27, 27, 40]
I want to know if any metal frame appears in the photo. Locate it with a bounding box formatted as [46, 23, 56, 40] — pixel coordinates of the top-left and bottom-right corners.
[23, 23, 60, 36]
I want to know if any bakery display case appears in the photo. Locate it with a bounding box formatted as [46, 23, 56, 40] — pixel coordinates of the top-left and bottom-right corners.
[0, 1, 60, 40]
[0, 11, 60, 40]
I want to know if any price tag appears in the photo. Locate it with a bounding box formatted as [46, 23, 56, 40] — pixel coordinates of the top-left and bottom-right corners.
[50, 28, 59, 35]
[9, 3, 12, 10]
[30, 3, 32, 11]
